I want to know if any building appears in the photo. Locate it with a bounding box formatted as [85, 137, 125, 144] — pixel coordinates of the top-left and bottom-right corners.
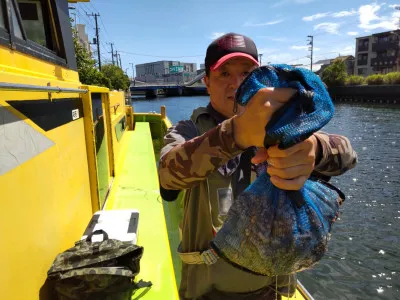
[135, 61, 197, 83]
[75, 24, 91, 53]
[315, 56, 355, 76]
[355, 30, 400, 76]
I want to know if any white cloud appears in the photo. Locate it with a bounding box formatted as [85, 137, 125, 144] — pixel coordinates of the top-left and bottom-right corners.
[243, 20, 284, 27]
[303, 12, 330, 21]
[332, 9, 358, 18]
[314, 22, 341, 34]
[341, 46, 355, 55]
[347, 31, 359, 36]
[257, 47, 279, 55]
[302, 9, 358, 22]
[358, 4, 398, 31]
[388, 4, 400, 9]
[209, 32, 225, 39]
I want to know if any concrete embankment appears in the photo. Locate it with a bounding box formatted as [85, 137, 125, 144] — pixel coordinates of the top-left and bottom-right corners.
[328, 85, 400, 105]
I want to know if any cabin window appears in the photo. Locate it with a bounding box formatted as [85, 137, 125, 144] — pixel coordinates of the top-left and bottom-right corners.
[0, 0, 77, 69]
[17, 0, 47, 47]
[0, 0, 5, 30]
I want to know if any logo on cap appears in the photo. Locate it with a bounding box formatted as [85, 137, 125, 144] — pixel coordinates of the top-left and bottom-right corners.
[217, 35, 246, 50]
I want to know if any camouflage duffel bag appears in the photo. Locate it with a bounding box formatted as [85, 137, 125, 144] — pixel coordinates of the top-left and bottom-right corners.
[47, 229, 151, 300]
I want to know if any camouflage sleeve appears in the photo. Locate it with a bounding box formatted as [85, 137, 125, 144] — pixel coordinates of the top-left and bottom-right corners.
[313, 131, 358, 176]
[159, 118, 243, 190]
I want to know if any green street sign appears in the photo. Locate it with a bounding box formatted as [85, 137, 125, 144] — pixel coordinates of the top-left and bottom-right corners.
[169, 66, 184, 73]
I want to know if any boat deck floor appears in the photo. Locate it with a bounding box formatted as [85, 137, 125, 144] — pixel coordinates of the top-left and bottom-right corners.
[105, 122, 179, 299]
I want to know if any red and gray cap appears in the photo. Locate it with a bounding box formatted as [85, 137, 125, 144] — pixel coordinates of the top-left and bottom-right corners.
[205, 33, 259, 73]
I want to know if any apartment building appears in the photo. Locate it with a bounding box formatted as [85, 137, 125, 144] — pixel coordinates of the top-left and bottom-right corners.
[355, 30, 400, 76]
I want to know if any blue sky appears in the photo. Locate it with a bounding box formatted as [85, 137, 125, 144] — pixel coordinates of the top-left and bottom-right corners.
[71, 0, 400, 73]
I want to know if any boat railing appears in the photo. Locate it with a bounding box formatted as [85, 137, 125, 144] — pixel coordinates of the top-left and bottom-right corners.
[0, 82, 88, 94]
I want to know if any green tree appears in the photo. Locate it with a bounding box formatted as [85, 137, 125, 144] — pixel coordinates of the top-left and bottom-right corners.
[72, 28, 111, 88]
[101, 64, 131, 91]
[321, 60, 347, 87]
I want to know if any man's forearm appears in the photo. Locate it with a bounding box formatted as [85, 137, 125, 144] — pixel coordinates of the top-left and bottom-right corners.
[313, 132, 358, 176]
[159, 118, 242, 190]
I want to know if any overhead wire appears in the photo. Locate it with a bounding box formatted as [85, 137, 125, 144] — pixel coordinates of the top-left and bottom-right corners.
[86, 1, 112, 42]
[118, 50, 204, 58]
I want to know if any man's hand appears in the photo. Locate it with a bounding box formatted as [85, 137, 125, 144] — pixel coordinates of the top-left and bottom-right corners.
[233, 87, 297, 149]
[251, 135, 320, 190]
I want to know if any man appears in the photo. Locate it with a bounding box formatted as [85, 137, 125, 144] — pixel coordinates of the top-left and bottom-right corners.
[158, 33, 357, 299]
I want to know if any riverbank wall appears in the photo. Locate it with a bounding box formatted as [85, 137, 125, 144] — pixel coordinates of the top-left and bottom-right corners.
[329, 85, 400, 105]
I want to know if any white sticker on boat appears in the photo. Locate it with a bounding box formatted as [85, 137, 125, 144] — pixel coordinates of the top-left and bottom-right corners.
[72, 109, 79, 120]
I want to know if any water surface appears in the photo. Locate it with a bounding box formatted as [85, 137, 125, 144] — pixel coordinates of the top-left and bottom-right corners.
[132, 96, 400, 300]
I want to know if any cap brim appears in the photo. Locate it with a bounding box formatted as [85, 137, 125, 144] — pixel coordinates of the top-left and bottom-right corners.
[210, 53, 259, 71]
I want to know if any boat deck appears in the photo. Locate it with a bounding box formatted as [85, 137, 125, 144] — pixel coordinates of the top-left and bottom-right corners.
[104, 122, 179, 299]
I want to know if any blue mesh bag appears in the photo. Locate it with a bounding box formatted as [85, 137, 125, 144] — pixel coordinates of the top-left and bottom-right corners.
[210, 65, 345, 276]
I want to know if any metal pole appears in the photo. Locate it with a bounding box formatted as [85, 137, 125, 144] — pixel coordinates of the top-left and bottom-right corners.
[118, 54, 122, 69]
[307, 35, 314, 71]
[129, 63, 135, 80]
[0, 82, 88, 93]
[87, 13, 101, 71]
[108, 42, 115, 65]
[258, 53, 263, 65]
[115, 51, 119, 67]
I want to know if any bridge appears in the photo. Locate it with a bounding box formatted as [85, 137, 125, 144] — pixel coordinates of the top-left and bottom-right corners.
[130, 72, 208, 98]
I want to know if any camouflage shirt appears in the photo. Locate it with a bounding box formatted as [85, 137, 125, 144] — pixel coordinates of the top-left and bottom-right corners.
[159, 116, 357, 191]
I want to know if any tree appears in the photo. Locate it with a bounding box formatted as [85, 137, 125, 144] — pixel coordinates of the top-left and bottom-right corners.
[321, 60, 347, 87]
[101, 64, 130, 91]
[72, 28, 111, 88]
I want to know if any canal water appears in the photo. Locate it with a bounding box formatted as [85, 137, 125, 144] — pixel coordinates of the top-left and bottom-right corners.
[132, 96, 400, 300]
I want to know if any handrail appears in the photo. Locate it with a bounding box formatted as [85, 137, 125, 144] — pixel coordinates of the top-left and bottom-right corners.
[0, 82, 88, 94]
[182, 71, 205, 87]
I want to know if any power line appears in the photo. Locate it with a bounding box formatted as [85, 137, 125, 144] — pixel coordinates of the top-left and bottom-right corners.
[83, 1, 112, 42]
[76, 7, 95, 28]
[118, 50, 204, 58]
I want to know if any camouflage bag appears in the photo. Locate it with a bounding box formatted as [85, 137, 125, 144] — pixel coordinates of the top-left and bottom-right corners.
[47, 229, 151, 300]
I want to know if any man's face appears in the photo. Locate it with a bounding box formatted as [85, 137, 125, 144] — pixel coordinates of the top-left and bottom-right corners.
[204, 57, 257, 118]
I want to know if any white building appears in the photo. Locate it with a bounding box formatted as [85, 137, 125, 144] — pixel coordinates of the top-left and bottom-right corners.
[76, 24, 91, 54]
[136, 61, 197, 83]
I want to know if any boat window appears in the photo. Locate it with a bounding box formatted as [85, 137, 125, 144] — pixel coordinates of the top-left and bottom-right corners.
[17, 0, 47, 47]
[10, 1, 23, 39]
[0, 0, 5, 30]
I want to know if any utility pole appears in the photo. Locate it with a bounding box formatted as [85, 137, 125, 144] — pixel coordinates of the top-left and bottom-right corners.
[87, 13, 101, 70]
[118, 53, 122, 70]
[395, 6, 400, 71]
[129, 62, 135, 80]
[258, 53, 263, 65]
[115, 50, 119, 67]
[307, 35, 314, 71]
[108, 42, 115, 65]
[396, 5, 400, 29]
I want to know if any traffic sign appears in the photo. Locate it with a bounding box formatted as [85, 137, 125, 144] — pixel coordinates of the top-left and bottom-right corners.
[169, 66, 184, 73]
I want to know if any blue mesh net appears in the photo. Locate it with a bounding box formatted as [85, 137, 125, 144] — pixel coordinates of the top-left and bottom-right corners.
[211, 65, 343, 276]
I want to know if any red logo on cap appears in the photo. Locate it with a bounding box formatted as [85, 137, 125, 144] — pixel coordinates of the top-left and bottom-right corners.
[217, 35, 246, 50]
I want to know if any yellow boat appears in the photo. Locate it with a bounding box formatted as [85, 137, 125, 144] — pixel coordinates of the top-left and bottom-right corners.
[0, 0, 313, 299]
